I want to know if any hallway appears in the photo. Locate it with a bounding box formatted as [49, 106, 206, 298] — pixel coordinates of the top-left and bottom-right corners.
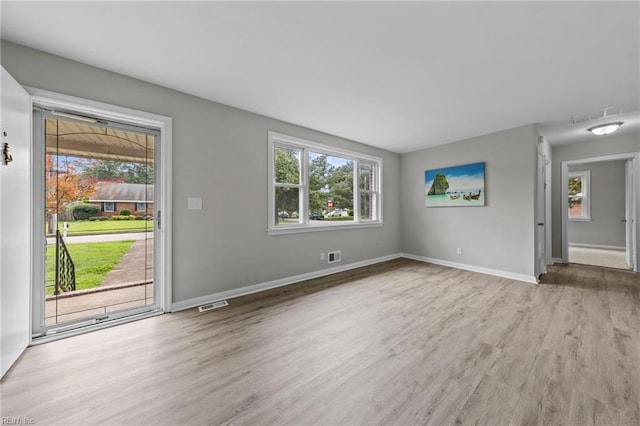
[568, 246, 629, 270]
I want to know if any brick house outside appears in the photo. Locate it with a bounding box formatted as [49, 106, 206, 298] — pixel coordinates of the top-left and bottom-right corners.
[89, 182, 154, 217]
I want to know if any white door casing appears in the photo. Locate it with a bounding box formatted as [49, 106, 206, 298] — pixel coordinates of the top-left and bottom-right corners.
[1, 67, 32, 378]
[626, 159, 636, 270]
[536, 151, 546, 279]
[28, 87, 173, 340]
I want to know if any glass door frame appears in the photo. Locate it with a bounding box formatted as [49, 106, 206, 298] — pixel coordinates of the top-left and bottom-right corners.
[29, 88, 173, 341]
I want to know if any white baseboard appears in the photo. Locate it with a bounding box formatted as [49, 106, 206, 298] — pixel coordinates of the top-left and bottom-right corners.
[569, 243, 625, 251]
[171, 253, 403, 312]
[172, 252, 542, 312]
[400, 253, 538, 284]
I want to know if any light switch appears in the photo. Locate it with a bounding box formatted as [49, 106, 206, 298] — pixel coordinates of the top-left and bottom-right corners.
[187, 197, 202, 210]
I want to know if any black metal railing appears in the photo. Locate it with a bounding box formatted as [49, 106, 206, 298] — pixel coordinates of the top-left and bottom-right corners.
[55, 230, 76, 294]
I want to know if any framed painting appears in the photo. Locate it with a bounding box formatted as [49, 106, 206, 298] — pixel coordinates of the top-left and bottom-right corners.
[425, 162, 485, 207]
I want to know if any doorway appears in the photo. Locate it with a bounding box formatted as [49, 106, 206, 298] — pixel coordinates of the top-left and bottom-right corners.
[35, 112, 159, 333]
[29, 88, 173, 340]
[561, 154, 639, 272]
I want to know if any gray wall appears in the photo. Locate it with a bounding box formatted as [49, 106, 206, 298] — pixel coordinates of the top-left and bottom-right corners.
[568, 161, 626, 248]
[1, 41, 401, 304]
[400, 125, 538, 278]
[551, 133, 639, 257]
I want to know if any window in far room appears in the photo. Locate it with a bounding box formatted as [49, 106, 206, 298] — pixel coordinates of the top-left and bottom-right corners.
[568, 171, 590, 220]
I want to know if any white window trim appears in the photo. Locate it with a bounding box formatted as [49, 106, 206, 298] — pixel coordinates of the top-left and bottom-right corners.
[267, 131, 383, 235]
[103, 202, 115, 213]
[568, 170, 591, 221]
[136, 202, 147, 212]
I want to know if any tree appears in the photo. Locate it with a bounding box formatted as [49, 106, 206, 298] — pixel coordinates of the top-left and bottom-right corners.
[273, 149, 356, 221]
[46, 155, 95, 216]
[79, 159, 154, 184]
[124, 162, 154, 184]
[274, 148, 300, 222]
[308, 154, 354, 214]
[309, 153, 330, 213]
[79, 159, 126, 183]
[325, 162, 354, 211]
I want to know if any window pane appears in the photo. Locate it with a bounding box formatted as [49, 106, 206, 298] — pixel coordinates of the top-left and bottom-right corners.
[568, 176, 584, 218]
[360, 192, 374, 220]
[569, 199, 584, 217]
[359, 163, 373, 191]
[274, 146, 301, 185]
[309, 152, 353, 221]
[275, 187, 299, 225]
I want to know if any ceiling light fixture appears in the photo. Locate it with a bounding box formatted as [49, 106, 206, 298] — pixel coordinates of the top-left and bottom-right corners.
[587, 122, 623, 136]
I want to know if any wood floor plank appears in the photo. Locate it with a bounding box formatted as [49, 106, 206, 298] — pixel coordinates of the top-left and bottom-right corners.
[1, 259, 638, 425]
[567, 389, 618, 426]
[454, 374, 520, 426]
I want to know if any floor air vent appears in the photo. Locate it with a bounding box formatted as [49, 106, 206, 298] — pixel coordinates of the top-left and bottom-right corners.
[198, 300, 229, 312]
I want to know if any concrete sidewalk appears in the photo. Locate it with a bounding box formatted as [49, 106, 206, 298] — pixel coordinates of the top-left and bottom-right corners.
[45, 283, 153, 325]
[46, 231, 152, 244]
[101, 238, 153, 287]
[45, 236, 154, 325]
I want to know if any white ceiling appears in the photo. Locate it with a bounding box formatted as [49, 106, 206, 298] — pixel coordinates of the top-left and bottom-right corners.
[2, 1, 639, 153]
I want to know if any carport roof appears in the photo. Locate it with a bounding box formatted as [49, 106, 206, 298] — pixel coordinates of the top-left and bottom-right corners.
[45, 117, 154, 163]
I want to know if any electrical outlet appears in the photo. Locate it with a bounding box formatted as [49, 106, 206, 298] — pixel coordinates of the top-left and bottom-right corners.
[328, 250, 342, 264]
[320, 252, 325, 261]
[457, 248, 463, 256]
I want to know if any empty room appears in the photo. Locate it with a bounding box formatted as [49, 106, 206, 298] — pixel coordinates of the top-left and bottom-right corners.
[1, 2, 639, 425]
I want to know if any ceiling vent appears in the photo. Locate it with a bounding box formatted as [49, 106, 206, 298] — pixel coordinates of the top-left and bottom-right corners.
[572, 106, 621, 124]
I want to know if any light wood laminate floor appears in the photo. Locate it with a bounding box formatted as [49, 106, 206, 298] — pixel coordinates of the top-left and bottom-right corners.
[1, 259, 639, 425]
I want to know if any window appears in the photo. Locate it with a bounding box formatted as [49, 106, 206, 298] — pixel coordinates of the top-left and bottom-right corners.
[103, 202, 115, 212]
[568, 171, 590, 220]
[136, 202, 146, 212]
[268, 132, 382, 234]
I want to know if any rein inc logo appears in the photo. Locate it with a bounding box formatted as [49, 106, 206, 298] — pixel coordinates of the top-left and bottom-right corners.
[1, 418, 35, 425]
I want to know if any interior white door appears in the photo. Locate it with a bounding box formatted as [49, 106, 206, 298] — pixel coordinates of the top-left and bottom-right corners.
[536, 151, 546, 278]
[1, 67, 32, 378]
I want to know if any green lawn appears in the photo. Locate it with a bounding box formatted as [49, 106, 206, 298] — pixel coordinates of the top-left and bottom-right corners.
[60, 220, 154, 235]
[46, 240, 134, 295]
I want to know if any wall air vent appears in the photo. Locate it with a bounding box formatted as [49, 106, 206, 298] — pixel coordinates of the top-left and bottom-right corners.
[328, 250, 342, 264]
[198, 300, 229, 312]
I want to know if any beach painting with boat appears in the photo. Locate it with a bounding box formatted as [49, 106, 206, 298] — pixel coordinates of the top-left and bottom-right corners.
[425, 162, 485, 207]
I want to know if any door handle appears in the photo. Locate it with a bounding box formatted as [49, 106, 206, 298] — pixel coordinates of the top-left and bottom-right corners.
[537, 223, 544, 226]
[621, 219, 627, 223]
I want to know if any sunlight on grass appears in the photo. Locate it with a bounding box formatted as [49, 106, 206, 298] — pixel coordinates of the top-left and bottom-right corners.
[46, 240, 135, 295]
